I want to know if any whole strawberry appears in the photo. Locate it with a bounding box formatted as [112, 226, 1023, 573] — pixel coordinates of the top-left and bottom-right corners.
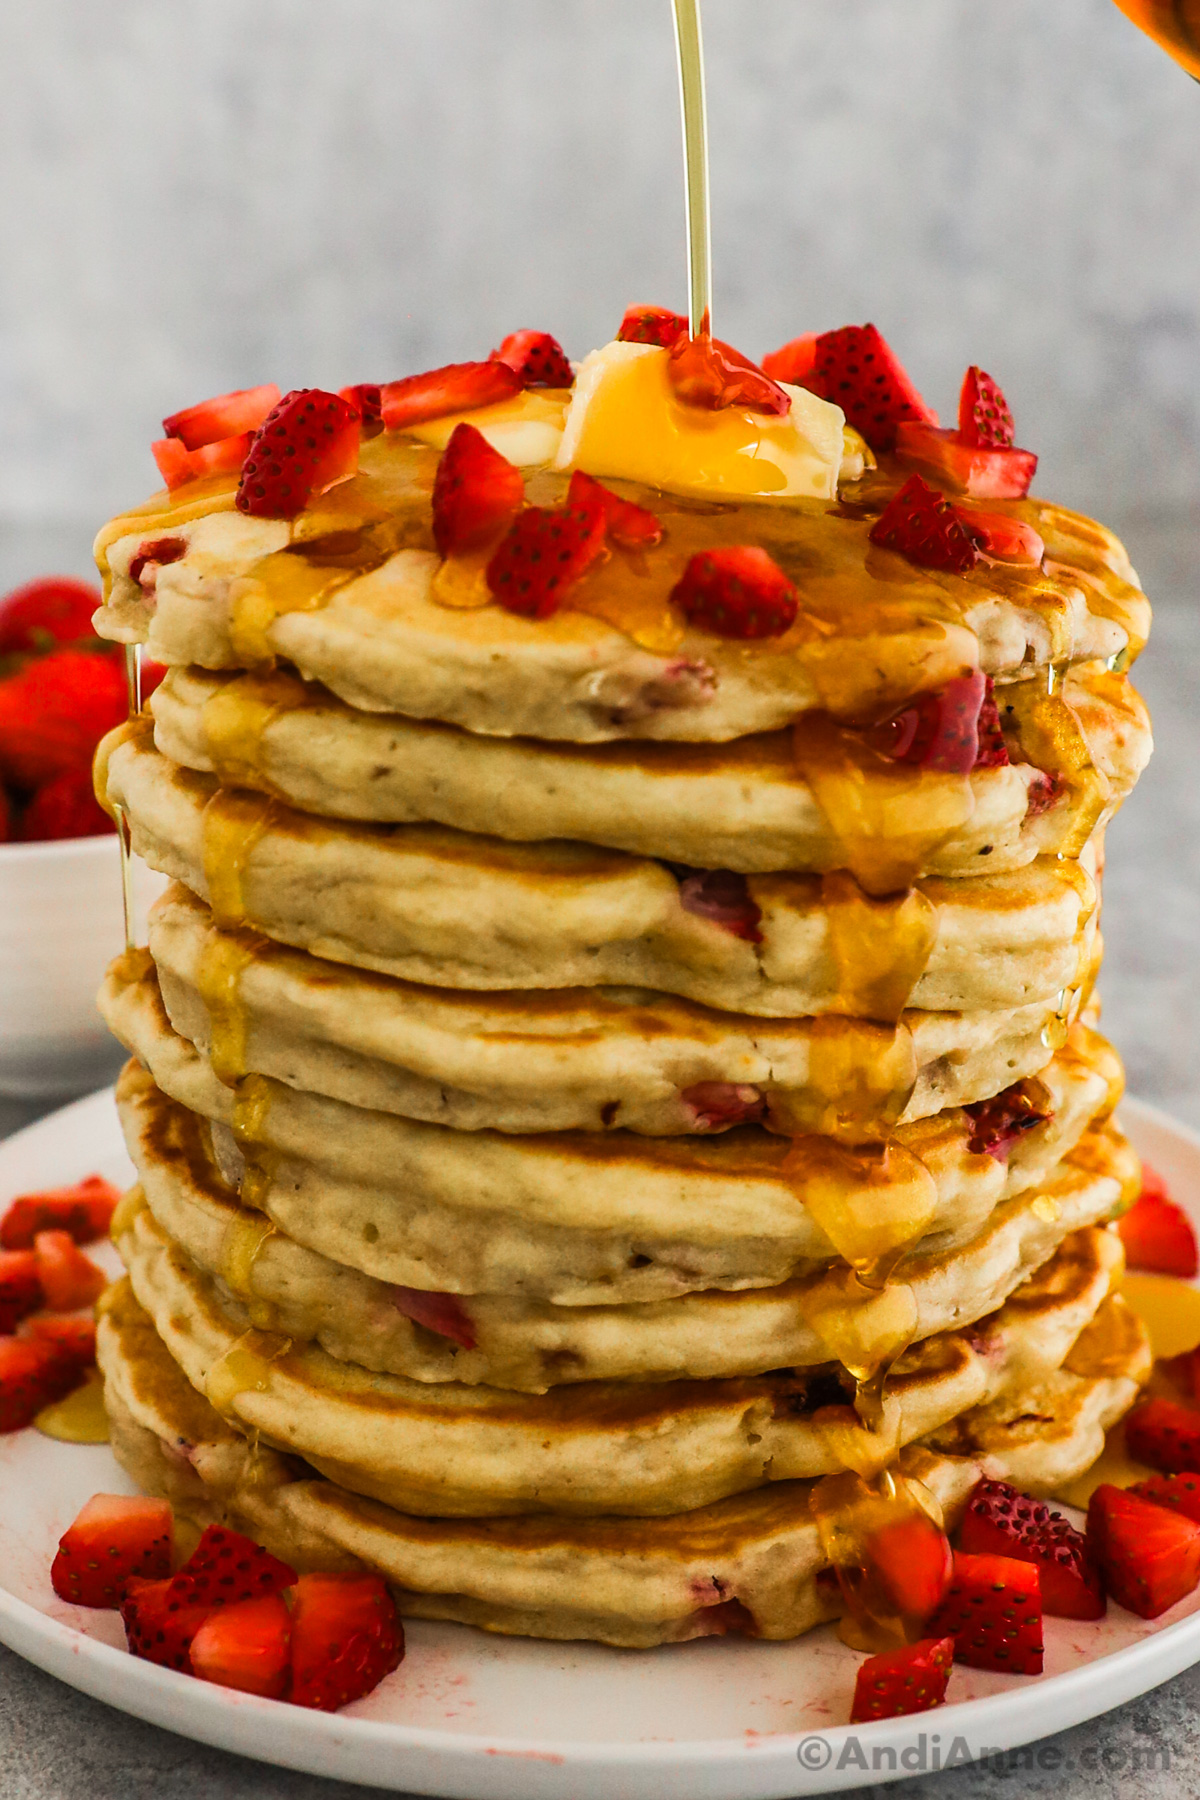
[0, 577, 103, 657]
[0, 649, 126, 790]
[19, 768, 114, 841]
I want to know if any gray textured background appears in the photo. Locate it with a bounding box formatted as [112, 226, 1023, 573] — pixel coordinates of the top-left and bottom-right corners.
[2, 0, 1200, 524]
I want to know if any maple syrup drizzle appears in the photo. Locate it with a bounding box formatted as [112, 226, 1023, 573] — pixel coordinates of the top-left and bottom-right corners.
[196, 923, 271, 1085]
[201, 669, 310, 792]
[204, 1327, 292, 1417]
[200, 789, 278, 927]
[820, 870, 937, 1022]
[768, 1014, 919, 1142]
[229, 1073, 281, 1214]
[810, 1465, 948, 1651]
[218, 1213, 280, 1331]
[672, 0, 712, 336]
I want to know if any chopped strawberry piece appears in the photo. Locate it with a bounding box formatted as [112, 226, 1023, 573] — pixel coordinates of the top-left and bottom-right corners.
[869, 474, 980, 575]
[167, 1524, 297, 1612]
[121, 1575, 213, 1673]
[680, 1082, 767, 1132]
[153, 427, 253, 491]
[1025, 770, 1064, 819]
[866, 1515, 954, 1623]
[1118, 1184, 1199, 1278]
[151, 436, 197, 490]
[19, 768, 115, 842]
[128, 537, 187, 589]
[33, 1231, 106, 1312]
[1138, 1163, 1172, 1202]
[237, 389, 360, 520]
[24, 1314, 96, 1373]
[431, 424, 524, 557]
[616, 305, 688, 349]
[0, 648, 127, 790]
[191, 1592, 292, 1699]
[1130, 1473, 1200, 1525]
[288, 1573, 404, 1712]
[667, 331, 790, 417]
[1164, 1348, 1200, 1406]
[676, 869, 763, 943]
[974, 678, 1010, 767]
[850, 1636, 955, 1724]
[566, 471, 663, 549]
[895, 423, 1038, 501]
[1087, 1483, 1200, 1618]
[391, 1287, 476, 1350]
[0, 1251, 42, 1333]
[958, 1478, 1103, 1619]
[0, 1335, 78, 1432]
[958, 506, 1044, 566]
[958, 367, 1015, 449]
[163, 384, 281, 452]
[1, 1177, 120, 1249]
[963, 1082, 1051, 1162]
[866, 669, 1004, 777]
[671, 547, 798, 640]
[0, 578, 103, 657]
[51, 1494, 173, 1608]
[486, 497, 607, 620]
[337, 384, 383, 437]
[380, 361, 522, 434]
[492, 330, 574, 389]
[760, 332, 820, 386]
[927, 1551, 1044, 1673]
[1125, 1398, 1200, 1474]
[802, 323, 937, 452]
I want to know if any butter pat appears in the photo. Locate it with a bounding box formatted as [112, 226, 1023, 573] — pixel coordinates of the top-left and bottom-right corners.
[555, 340, 846, 500]
[407, 389, 571, 466]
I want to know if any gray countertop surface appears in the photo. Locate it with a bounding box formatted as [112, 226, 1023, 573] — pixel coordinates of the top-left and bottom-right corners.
[0, 510, 1197, 1798]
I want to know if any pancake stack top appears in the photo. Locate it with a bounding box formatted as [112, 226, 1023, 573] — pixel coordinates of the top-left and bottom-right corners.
[91, 324, 1154, 1648]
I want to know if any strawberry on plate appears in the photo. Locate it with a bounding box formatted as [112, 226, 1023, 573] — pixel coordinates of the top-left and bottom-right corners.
[1124, 1397, 1200, 1474]
[237, 389, 360, 520]
[1118, 1172, 1199, 1277]
[431, 424, 524, 557]
[864, 1514, 954, 1624]
[671, 547, 798, 640]
[850, 1636, 955, 1723]
[288, 1573, 405, 1711]
[162, 384, 282, 452]
[1087, 1483, 1200, 1617]
[869, 474, 981, 576]
[391, 1287, 476, 1350]
[616, 304, 689, 349]
[486, 496, 607, 620]
[380, 361, 522, 434]
[801, 323, 938, 452]
[0, 1250, 42, 1333]
[0, 1335, 79, 1432]
[51, 1494, 174, 1608]
[1130, 1473, 1200, 1524]
[33, 1230, 107, 1312]
[0, 577, 103, 657]
[927, 1551, 1044, 1674]
[24, 1313, 96, 1374]
[492, 331, 574, 388]
[190, 1592, 292, 1699]
[0, 648, 126, 790]
[166, 1524, 297, 1612]
[19, 767, 114, 842]
[566, 471, 663, 550]
[121, 1575, 214, 1674]
[1, 1176, 120, 1249]
[958, 1478, 1103, 1618]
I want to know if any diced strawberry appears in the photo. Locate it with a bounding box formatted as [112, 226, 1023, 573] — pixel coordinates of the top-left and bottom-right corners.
[1025, 770, 1064, 819]
[0, 648, 127, 790]
[869, 474, 981, 575]
[1087, 1483, 1200, 1618]
[671, 547, 798, 640]
[19, 767, 115, 842]
[1118, 1185, 1199, 1278]
[492, 331, 574, 388]
[0, 1251, 42, 1333]
[380, 361, 522, 434]
[616, 305, 688, 349]
[850, 1636, 955, 1724]
[51, 1493, 174, 1608]
[1130, 1473, 1200, 1525]
[894, 422, 1038, 501]
[486, 496, 607, 620]
[866, 1515, 954, 1624]
[927, 1551, 1044, 1674]
[974, 678, 1010, 767]
[667, 331, 791, 417]
[957, 505, 1044, 566]
[121, 1575, 213, 1673]
[34, 1231, 106, 1312]
[288, 1573, 404, 1712]
[186, 431, 255, 481]
[1138, 1163, 1172, 1202]
[963, 1082, 1051, 1162]
[24, 1314, 96, 1373]
[0, 1335, 78, 1432]
[802, 323, 938, 452]
[1, 1177, 120, 1250]
[391, 1287, 476, 1350]
[1125, 1398, 1200, 1474]
[337, 384, 383, 437]
[866, 669, 1004, 777]
[566, 471, 663, 549]
[431, 424, 524, 557]
[0, 578, 104, 657]
[151, 437, 196, 491]
[680, 1082, 767, 1131]
[191, 1592, 292, 1699]
[676, 869, 763, 943]
[760, 332, 820, 386]
[237, 389, 360, 520]
[163, 384, 281, 452]
[167, 1524, 297, 1612]
[128, 537, 187, 589]
[958, 1478, 1103, 1619]
[958, 367, 1015, 449]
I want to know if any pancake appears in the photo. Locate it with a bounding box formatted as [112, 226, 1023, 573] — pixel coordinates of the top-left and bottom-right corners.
[113, 1210, 1131, 1517]
[98, 1279, 1147, 1647]
[109, 885, 1072, 1136]
[92, 437, 1149, 744]
[101, 733, 1100, 1016]
[147, 660, 1151, 879]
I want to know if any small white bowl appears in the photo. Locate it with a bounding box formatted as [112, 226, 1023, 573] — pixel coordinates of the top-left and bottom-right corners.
[0, 833, 165, 1098]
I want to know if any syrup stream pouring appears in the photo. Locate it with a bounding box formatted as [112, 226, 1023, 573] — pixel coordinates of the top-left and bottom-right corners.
[671, 0, 713, 336]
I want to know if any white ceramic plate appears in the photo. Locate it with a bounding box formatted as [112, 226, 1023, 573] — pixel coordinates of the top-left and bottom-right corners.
[0, 1089, 1198, 1799]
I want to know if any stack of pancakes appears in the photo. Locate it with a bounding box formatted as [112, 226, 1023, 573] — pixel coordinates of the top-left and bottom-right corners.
[90, 420, 1155, 1647]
